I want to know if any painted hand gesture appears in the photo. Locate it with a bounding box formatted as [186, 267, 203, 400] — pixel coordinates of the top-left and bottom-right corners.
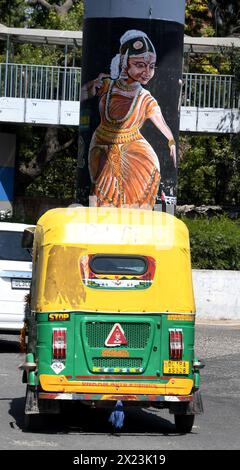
[169, 144, 177, 168]
[81, 73, 109, 101]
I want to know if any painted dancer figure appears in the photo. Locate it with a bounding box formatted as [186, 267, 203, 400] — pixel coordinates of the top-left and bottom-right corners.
[81, 30, 176, 208]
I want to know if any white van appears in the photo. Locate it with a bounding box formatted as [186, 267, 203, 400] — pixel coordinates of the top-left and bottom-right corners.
[0, 222, 33, 331]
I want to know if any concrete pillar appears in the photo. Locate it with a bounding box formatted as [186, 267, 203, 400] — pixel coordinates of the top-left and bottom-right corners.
[77, 0, 186, 209]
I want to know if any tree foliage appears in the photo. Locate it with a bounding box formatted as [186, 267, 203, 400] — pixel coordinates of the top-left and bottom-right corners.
[185, 0, 215, 37]
[0, 0, 26, 27]
[181, 1, 240, 208]
[185, 1, 240, 37]
[207, 0, 240, 37]
[178, 136, 240, 206]
[27, 0, 84, 30]
[182, 215, 240, 270]
[185, 1, 240, 74]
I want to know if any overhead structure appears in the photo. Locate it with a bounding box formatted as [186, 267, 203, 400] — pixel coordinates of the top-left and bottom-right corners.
[0, 22, 239, 134]
[0, 23, 240, 52]
[0, 23, 83, 47]
[184, 35, 240, 53]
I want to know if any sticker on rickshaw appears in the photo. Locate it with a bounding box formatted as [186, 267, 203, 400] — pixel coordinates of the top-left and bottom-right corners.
[51, 362, 66, 374]
[105, 323, 128, 347]
[48, 313, 70, 321]
[167, 314, 194, 321]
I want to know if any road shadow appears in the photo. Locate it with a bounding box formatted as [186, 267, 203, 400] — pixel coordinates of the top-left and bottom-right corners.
[9, 398, 178, 435]
[0, 335, 20, 353]
[9, 396, 25, 430]
[58, 404, 177, 435]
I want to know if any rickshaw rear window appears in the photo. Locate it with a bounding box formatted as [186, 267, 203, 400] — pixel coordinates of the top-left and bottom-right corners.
[90, 255, 147, 275]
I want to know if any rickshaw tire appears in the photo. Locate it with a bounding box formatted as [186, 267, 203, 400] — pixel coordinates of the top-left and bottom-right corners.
[24, 413, 45, 432]
[174, 414, 195, 433]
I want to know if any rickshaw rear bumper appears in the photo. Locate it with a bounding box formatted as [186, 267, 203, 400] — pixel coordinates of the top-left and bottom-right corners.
[38, 390, 194, 407]
[38, 374, 194, 402]
[37, 384, 203, 414]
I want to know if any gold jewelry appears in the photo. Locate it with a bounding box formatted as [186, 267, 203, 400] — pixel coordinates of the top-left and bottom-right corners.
[168, 138, 176, 148]
[96, 124, 141, 144]
[115, 79, 141, 92]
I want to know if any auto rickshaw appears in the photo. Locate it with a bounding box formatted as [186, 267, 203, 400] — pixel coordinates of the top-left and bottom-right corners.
[20, 206, 203, 432]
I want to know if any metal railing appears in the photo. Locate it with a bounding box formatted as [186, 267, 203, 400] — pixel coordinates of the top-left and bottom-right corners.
[0, 63, 81, 101]
[0, 64, 239, 109]
[182, 72, 240, 109]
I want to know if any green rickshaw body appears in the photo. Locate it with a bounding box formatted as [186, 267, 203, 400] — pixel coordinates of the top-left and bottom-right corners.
[22, 207, 203, 432]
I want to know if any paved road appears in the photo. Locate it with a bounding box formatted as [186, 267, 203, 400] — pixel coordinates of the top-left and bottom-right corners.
[0, 322, 239, 451]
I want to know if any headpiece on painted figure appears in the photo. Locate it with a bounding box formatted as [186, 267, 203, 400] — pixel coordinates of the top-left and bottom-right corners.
[110, 30, 156, 80]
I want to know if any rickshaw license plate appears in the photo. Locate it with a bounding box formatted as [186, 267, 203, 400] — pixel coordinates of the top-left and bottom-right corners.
[163, 360, 189, 374]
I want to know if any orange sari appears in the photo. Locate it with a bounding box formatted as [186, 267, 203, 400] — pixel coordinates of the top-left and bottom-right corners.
[88, 79, 161, 208]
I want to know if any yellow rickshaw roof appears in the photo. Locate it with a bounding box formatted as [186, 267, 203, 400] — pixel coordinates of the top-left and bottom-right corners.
[36, 206, 189, 250]
[32, 207, 195, 314]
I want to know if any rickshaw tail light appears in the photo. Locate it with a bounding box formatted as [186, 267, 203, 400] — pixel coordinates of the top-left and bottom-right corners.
[52, 328, 67, 360]
[169, 328, 183, 360]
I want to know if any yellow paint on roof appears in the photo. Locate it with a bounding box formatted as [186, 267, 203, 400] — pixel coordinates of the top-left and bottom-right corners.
[31, 207, 195, 314]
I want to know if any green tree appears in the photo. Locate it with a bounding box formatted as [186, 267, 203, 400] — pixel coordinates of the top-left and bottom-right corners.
[15, 126, 77, 198]
[182, 215, 240, 270]
[27, 0, 84, 30]
[178, 135, 240, 206]
[181, 1, 240, 208]
[185, 1, 240, 37]
[207, 1, 240, 36]
[0, 0, 26, 27]
[185, 0, 215, 37]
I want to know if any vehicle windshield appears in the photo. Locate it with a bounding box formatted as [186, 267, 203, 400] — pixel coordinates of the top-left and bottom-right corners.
[0, 231, 32, 262]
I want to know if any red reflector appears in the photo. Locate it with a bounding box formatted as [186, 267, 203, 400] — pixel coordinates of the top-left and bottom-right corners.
[169, 328, 183, 360]
[52, 328, 67, 360]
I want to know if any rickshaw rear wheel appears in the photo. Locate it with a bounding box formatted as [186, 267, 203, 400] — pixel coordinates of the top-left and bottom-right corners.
[174, 414, 195, 433]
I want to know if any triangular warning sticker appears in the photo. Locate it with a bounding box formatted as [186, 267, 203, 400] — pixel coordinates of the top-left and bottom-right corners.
[105, 323, 128, 347]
